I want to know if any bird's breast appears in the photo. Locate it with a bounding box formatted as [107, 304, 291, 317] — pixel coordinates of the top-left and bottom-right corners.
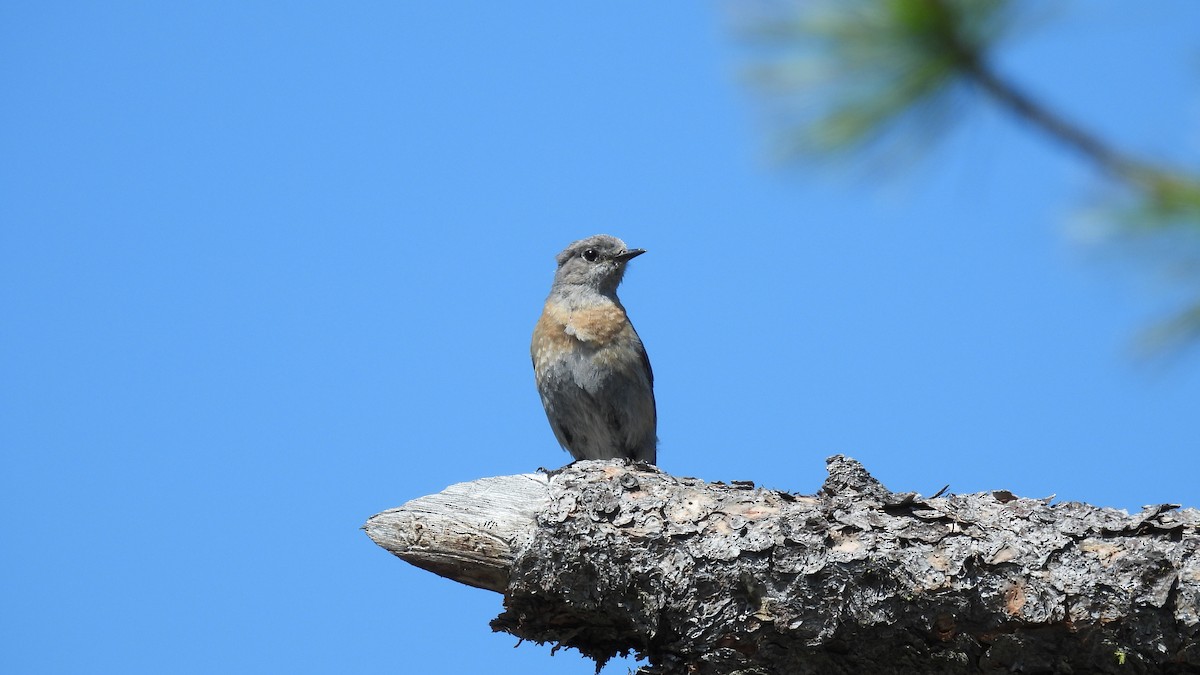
[532, 301, 641, 376]
[536, 301, 628, 346]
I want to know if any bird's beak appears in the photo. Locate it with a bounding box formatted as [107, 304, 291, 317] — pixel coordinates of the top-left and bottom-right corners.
[615, 248, 646, 262]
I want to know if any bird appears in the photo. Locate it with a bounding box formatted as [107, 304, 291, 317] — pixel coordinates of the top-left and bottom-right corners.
[531, 234, 657, 464]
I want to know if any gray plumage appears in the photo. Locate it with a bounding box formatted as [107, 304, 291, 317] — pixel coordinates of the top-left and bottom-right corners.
[531, 235, 657, 464]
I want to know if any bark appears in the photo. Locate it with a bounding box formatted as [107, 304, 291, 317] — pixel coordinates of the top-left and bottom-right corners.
[364, 456, 1200, 674]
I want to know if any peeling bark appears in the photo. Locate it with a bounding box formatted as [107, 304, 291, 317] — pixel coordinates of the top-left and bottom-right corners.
[364, 456, 1200, 674]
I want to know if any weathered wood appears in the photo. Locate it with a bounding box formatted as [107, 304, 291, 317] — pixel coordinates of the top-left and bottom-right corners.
[364, 473, 550, 592]
[365, 457, 1200, 674]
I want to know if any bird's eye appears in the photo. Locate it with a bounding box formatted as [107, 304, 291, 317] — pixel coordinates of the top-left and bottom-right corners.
[581, 249, 599, 262]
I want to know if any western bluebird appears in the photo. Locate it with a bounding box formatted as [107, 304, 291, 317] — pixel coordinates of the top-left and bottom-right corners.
[531, 235, 657, 464]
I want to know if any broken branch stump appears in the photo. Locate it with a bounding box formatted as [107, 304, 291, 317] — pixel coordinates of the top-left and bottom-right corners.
[364, 456, 1200, 674]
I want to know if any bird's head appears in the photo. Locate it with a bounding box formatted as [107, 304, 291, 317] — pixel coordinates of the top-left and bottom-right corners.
[551, 234, 646, 297]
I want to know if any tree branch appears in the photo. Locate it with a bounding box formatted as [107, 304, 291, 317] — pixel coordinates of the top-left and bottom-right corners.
[365, 457, 1200, 674]
[964, 58, 1144, 178]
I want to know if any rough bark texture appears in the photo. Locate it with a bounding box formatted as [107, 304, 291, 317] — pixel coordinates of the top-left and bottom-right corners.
[365, 457, 1200, 674]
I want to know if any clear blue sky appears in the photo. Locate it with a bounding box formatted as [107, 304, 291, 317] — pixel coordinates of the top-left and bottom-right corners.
[3, 3, 1198, 673]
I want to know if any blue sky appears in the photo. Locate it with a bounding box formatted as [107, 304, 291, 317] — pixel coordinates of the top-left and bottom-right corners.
[3, 3, 1198, 673]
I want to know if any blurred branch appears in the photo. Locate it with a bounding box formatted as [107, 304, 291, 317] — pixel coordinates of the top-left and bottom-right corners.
[740, 0, 1200, 350]
[955, 41, 1135, 179]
